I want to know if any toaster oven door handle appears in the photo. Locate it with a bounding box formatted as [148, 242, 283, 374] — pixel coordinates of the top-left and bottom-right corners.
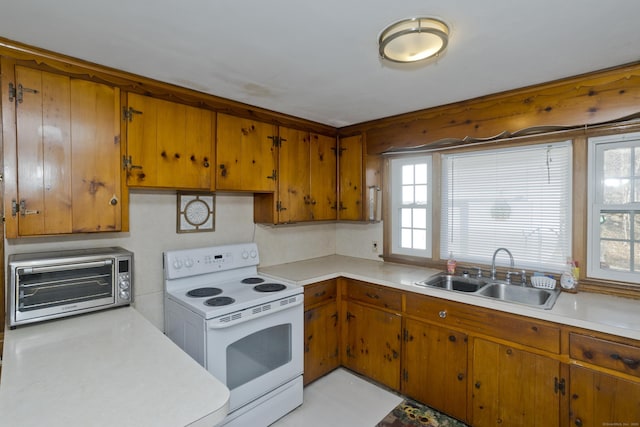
[19, 260, 113, 274]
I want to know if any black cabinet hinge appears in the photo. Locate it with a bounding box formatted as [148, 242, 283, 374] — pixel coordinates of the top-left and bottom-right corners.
[268, 135, 286, 147]
[9, 82, 39, 103]
[554, 377, 566, 395]
[276, 201, 287, 212]
[266, 170, 277, 180]
[123, 106, 143, 121]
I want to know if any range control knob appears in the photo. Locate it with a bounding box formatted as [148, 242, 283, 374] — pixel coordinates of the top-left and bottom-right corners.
[249, 249, 257, 258]
[172, 259, 183, 270]
[241, 250, 249, 260]
[184, 258, 194, 268]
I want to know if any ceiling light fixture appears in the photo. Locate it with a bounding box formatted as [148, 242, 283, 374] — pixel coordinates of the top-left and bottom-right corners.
[379, 17, 450, 63]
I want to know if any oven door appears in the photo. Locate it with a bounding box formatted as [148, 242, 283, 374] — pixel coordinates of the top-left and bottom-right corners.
[205, 300, 303, 412]
[11, 260, 116, 326]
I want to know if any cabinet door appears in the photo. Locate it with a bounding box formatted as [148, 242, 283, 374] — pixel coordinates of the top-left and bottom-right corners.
[278, 127, 310, 222]
[342, 300, 401, 390]
[126, 93, 213, 189]
[304, 302, 339, 385]
[216, 113, 277, 192]
[570, 365, 640, 427]
[403, 318, 468, 422]
[338, 134, 363, 220]
[472, 338, 561, 427]
[8, 66, 121, 236]
[309, 133, 337, 221]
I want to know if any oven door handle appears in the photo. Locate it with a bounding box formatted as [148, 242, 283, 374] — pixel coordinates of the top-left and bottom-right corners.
[19, 260, 113, 274]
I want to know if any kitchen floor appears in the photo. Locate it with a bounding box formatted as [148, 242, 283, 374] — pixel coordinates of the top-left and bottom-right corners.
[272, 368, 403, 427]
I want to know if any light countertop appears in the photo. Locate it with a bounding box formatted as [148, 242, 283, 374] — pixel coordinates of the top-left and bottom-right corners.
[260, 255, 640, 341]
[0, 307, 229, 427]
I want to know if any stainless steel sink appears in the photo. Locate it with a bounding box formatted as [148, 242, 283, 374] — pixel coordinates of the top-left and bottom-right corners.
[415, 273, 560, 309]
[475, 282, 560, 310]
[416, 273, 485, 292]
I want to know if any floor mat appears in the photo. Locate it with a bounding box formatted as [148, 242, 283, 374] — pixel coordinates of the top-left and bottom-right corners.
[375, 398, 469, 427]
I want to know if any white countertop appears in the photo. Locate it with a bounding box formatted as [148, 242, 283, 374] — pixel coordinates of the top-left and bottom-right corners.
[260, 255, 640, 341]
[0, 307, 229, 427]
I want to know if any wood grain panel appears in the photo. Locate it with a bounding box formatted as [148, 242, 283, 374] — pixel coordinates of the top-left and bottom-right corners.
[338, 134, 363, 220]
[570, 364, 640, 427]
[471, 338, 560, 427]
[403, 318, 468, 422]
[570, 333, 640, 378]
[70, 79, 120, 232]
[309, 133, 337, 221]
[340, 64, 640, 155]
[278, 127, 310, 222]
[216, 113, 277, 192]
[405, 292, 560, 353]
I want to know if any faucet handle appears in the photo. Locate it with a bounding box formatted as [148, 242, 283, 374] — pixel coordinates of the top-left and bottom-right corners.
[505, 271, 521, 284]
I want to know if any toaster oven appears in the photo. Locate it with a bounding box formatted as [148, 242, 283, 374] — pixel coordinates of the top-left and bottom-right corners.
[7, 247, 133, 327]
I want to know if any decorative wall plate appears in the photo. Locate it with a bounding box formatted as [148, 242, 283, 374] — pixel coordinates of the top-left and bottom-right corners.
[177, 192, 215, 233]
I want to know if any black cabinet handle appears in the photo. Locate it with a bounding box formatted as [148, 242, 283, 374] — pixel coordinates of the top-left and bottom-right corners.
[610, 353, 640, 369]
[365, 292, 380, 299]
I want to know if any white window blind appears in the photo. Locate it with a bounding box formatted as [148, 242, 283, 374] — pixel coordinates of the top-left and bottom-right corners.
[441, 142, 572, 271]
[390, 156, 432, 258]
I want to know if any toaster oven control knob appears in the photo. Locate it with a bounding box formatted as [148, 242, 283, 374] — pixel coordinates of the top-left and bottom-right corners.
[119, 290, 130, 300]
[119, 280, 130, 290]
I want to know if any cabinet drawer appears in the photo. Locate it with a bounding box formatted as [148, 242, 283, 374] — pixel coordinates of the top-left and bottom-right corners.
[345, 279, 402, 311]
[304, 279, 337, 307]
[405, 292, 560, 353]
[570, 333, 640, 377]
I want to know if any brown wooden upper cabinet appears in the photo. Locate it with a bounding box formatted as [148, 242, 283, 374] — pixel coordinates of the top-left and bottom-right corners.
[1, 62, 124, 237]
[124, 93, 214, 190]
[216, 113, 277, 192]
[255, 127, 337, 224]
[338, 134, 364, 220]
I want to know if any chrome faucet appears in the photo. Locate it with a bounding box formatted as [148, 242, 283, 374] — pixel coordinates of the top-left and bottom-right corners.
[491, 248, 514, 280]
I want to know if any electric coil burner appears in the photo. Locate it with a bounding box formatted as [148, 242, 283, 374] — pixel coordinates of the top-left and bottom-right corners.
[163, 242, 303, 427]
[254, 283, 286, 292]
[205, 296, 235, 306]
[187, 287, 222, 298]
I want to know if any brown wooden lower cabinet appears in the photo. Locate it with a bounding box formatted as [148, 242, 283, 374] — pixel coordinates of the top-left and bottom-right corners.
[402, 317, 468, 422]
[341, 300, 401, 390]
[302, 277, 640, 427]
[569, 364, 640, 427]
[471, 338, 561, 427]
[303, 279, 340, 385]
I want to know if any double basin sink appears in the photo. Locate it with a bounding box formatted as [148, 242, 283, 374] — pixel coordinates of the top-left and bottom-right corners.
[415, 273, 560, 310]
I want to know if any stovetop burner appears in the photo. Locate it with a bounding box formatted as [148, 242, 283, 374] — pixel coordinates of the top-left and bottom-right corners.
[186, 287, 222, 298]
[254, 283, 286, 292]
[205, 296, 235, 306]
[242, 277, 265, 284]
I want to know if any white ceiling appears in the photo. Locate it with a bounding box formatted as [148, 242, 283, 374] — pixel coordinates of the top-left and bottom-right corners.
[1, 1, 640, 127]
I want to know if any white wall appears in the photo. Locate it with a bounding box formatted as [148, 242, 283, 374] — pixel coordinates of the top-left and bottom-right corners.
[5, 191, 367, 330]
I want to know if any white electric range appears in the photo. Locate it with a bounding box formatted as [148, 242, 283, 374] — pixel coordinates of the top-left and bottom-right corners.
[163, 242, 303, 427]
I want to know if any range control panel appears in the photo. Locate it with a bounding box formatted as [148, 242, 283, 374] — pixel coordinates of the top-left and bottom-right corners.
[163, 243, 259, 280]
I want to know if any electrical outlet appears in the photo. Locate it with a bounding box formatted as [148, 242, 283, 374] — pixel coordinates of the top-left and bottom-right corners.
[372, 241, 379, 253]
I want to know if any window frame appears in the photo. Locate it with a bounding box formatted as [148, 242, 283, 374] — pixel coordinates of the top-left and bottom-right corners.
[388, 155, 433, 258]
[587, 131, 640, 285]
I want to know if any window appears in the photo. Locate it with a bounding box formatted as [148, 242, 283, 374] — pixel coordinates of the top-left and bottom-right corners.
[588, 132, 640, 284]
[441, 142, 572, 272]
[390, 156, 433, 258]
